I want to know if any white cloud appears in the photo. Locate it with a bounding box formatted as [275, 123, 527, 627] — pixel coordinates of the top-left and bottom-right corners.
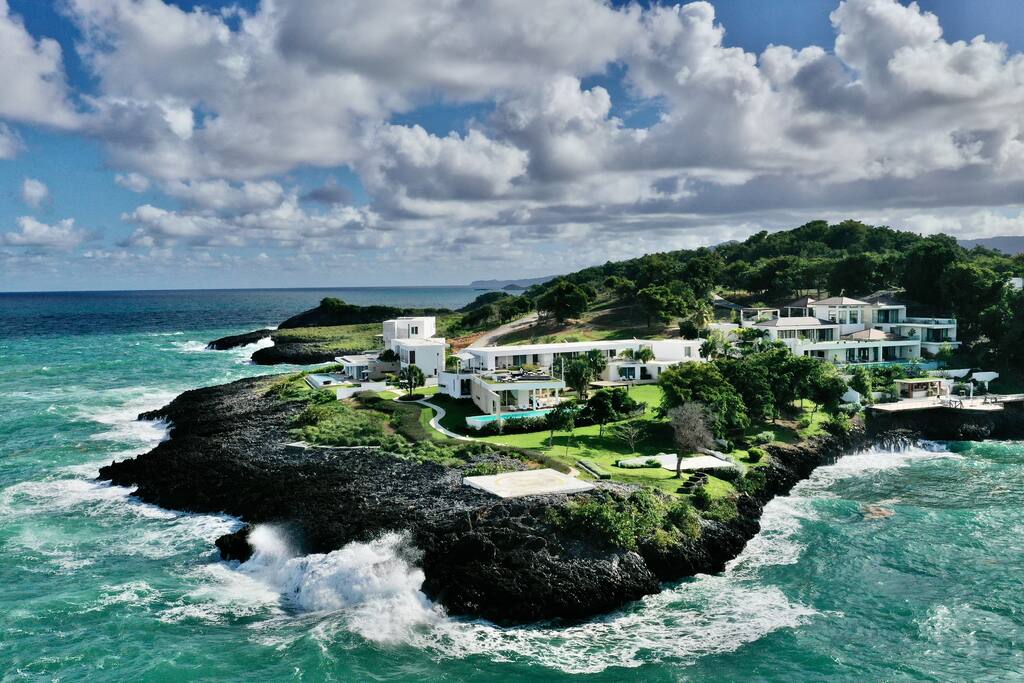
[0, 122, 21, 159]
[115, 172, 151, 193]
[4, 0, 1022, 277]
[0, 0, 79, 128]
[21, 178, 49, 208]
[1, 217, 87, 250]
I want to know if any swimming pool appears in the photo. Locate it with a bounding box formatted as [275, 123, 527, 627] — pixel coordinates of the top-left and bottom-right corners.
[465, 408, 553, 429]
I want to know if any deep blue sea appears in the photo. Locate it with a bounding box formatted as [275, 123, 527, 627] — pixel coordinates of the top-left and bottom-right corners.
[2, 289, 1022, 681]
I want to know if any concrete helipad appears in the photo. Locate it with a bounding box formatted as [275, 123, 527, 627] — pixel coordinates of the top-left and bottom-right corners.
[463, 468, 595, 499]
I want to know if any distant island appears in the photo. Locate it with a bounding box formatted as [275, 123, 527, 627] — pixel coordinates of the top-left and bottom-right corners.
[468, 275, 557, 289]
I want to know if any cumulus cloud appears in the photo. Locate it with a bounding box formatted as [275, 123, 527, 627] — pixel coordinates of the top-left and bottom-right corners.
[21, 178, 49, 208]
[5, 0, 1024, 279]
[1, 217, 88, 250]
[0, 0, 79, 128]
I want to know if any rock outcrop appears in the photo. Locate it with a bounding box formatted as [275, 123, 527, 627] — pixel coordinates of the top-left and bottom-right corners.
[97, 376, 865, 623]
[206, 329, 272, 351]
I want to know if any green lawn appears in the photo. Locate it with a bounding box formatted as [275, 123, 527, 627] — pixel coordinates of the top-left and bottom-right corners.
[271, 323, 380, 351]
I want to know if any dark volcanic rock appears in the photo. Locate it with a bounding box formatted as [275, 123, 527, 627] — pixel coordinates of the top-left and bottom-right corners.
[249, 342, 342, 365]
[206, 329, 272, 351]
[866, 404, 1024, 441]
[98, 376, 870, 623]
[100, 377, 664, 622]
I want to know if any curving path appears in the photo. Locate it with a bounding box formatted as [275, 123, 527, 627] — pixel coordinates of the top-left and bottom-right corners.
[414, 398, 475, 441]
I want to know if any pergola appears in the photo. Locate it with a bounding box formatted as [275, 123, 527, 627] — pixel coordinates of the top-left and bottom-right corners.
[894, 378, 946, 400]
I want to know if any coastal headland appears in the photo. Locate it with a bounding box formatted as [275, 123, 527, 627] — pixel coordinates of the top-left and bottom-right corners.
[98, 374, 866, 622]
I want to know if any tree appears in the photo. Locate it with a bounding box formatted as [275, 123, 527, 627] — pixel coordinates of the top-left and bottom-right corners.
[378, 348, 399, 362]
[848, 366, 873, 403]
[497, 295, 532, 323]
[603, 275, 635, 300]
[609, 420, 644, 452]
[398, 365, 425, 394]
[941, 262, 1005, 345]
[461, 304, 494, 328]
[563, 357, 596, 399]
[659, 362, 748, 437]
[583, 348, 608, 377]
[627, 346, 655, 364]
[636, 285, 685, 328]
[802, 362, 848, 415]
[537, 280, 589, 323]
[901, 234, 963, 306]
[667, 403, 715, 478]
[716, 356, 776, 422]
[586, 389, 620, 436]
[545, 401, 578, 455]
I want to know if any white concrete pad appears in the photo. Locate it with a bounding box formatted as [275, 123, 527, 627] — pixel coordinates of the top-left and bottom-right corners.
[464, 468, 594, 498]
[617, 454, 737, 472]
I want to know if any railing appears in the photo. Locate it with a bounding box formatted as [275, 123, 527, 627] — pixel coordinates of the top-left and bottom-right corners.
[903, 317, 956, 325]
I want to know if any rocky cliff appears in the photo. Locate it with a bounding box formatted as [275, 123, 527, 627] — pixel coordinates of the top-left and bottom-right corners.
[98, 376, 865, 623]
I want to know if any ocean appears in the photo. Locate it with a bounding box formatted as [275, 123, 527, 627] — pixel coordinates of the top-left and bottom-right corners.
[1, 288, 1022, 681]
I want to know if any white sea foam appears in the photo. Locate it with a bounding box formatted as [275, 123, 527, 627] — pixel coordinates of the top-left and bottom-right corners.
[230, 527, 444, 642]
[73, 385, 176, 445]
[171, 340, 210, 353]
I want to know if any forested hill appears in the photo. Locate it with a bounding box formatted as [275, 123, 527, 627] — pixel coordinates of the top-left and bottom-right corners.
[518, 220, 1023, 370]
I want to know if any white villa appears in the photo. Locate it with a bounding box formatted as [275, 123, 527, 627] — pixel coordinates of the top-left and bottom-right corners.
[336, 315, 446, 381]
[441, 338, 703, 415]
[710, 294, 959, 364]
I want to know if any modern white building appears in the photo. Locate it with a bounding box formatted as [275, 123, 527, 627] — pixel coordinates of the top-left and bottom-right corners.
[440, 338, 703, 415]
[709, 294, 959, 364]
[336, 316, 446, 382]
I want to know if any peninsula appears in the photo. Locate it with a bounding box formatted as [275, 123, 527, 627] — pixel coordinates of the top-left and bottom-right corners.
[103, 221, 1023, 622]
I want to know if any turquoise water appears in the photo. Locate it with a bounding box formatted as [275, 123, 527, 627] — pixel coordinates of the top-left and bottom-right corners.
[466, 408, 554, 426]
[2, 290, 1024, 680]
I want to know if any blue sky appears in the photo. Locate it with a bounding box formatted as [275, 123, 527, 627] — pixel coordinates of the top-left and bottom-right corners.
[1, 0, 1023, 291]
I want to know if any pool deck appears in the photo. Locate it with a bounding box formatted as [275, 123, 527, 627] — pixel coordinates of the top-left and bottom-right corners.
[464, 469, 595, 498]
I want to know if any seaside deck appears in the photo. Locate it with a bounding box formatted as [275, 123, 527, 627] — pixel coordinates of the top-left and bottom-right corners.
[869, 394, 1024, 413]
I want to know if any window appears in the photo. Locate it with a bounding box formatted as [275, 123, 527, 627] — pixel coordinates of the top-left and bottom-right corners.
[408, 350, 416, 364]
[618, 367, 636, 380]
[513, 354, 527, 366]
[608, 349, 616, 358]
[848, 309, 859, 324]
[410, 326, 418, 335]
[684, 347, 692, 357]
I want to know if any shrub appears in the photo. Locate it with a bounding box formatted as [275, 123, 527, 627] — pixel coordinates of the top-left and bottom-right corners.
[691, 486, 712, 510]
[463, 461, 506, 477]
[702, 497, 739, 522]
[615, 458, 662, 469]
[746, 447, 768, 463]
[397, 393, 424, 401]
[749, 430, 775, 446]
[824, 413, 851, 436]
[736, 468, 767, 496]
[550, 489, 700, 550]
[797, 417, 813, 429]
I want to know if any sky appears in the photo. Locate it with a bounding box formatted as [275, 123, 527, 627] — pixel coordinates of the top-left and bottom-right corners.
[1, 0, 1024, 291]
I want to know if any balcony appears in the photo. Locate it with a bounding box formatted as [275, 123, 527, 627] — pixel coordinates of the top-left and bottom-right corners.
[903, 317, 956, 326]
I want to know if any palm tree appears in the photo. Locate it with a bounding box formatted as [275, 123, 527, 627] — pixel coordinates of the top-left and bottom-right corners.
[398, 365, 425, 394]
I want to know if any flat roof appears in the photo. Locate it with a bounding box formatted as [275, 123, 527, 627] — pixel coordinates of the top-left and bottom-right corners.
[463, 469, 594, 498]
[465, 338, 699, 355]
[755, 316, 836, 327]
[813, 296, 869, 306]
[392, 337, 445, 346]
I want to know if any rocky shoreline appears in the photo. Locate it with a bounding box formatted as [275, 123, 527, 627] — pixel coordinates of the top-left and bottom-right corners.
[99, 375, 867, 623]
